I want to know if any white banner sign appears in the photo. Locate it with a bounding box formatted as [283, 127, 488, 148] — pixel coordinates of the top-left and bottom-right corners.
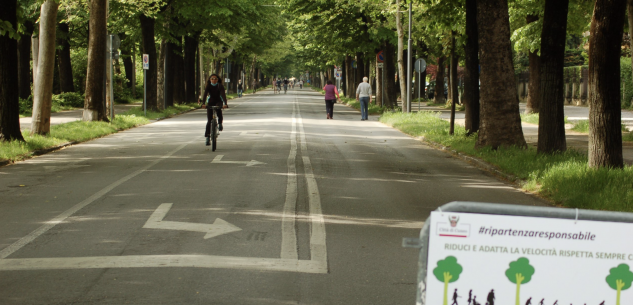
[427, 212, 633, 305]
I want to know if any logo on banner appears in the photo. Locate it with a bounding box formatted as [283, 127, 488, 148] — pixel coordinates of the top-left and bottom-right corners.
[437, 215, 470, 238]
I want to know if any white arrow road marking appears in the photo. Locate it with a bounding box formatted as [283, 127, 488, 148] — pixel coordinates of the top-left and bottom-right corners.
[211, 155, 266, 167]
[143, 203, 241, 239]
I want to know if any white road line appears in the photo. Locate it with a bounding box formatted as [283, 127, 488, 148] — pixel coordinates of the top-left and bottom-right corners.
[296, 100, 328, 269]
[0, 255, 325, 273]
[143, 203, 242, 239]
[281, 103, 299, 260]
[0, 139, 196, 259]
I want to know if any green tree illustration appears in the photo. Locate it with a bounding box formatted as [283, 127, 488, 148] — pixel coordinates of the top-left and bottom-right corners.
[433, 256, 463, 305]
[606, 264, 633, 305]
[505, 257, 535, 305]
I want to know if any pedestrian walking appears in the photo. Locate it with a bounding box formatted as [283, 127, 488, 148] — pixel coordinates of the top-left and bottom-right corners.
[323, 80, 340, 119]
[200, 74, 228, 146]
[355, 76, 372, 120]
[451, 289, 460, 305]
[237, 79, 243, 98]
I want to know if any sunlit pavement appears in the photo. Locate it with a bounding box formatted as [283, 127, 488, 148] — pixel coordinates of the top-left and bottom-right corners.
[0, 88, 546, 304]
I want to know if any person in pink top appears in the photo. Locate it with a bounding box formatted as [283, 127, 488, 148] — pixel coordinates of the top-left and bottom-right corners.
[323, 80, 341, 119]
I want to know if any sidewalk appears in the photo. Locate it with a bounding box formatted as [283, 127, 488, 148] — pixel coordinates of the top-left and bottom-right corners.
[414, 102, 633, 165]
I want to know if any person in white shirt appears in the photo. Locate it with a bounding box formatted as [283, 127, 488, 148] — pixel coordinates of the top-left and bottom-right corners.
[356, 76, 372, 121]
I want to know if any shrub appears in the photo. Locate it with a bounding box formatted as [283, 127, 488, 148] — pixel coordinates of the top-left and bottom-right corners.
[52, 92, 84, 108]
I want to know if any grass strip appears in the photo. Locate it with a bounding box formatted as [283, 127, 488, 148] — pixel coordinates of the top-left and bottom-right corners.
[2, 104, 198, 163]
[380, 111, 633, 212]
[0, 115, 149, 162]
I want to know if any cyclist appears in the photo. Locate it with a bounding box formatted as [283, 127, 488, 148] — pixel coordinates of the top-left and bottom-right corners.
[283, 78, 289, 93]
[200, 74, 228, 146]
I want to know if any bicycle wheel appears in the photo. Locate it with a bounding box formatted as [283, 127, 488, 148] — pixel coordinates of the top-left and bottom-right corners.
[211, 120, 218, 151]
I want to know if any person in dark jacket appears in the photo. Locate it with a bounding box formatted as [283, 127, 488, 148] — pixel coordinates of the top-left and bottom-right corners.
[237, 79, 243, 97]
[199, 74, 228, 146]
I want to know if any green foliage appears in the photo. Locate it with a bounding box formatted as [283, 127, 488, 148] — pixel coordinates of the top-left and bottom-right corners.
[52, 92, 84, 108]
[506, 258, 535, 284]
[606, 264, 633, 291]
[433, 256, 463, 283]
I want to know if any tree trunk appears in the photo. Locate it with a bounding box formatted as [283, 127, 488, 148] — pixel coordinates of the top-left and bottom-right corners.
[588, 0, 626, 168]
[121, 40, 135, 90]
[250, 55, 257, 93]
[463, 0, 480, 136]
[434, 56, 446, 104]
[628, 0, 633, 95]
[199, 43, 205, 100]
[18, 21, 33, 100]
[0, 0, 25, 141]
[525, 15, 541, 114]
[31, 35, 39, 95]
[345, 57, 352, 97]
[164, 41, 175, 108]
[384, 40, 398, 109]
[32, 0, 59, 133]
[83, 0, 107, 122]
[184, 35, 198, 104]
[139, 14, 157, 111]
[450, 36, 458, 135]
[537, 0, 569, 154]
[396, 0, 408, 112]
[475, 0, 526, 149]
[157, 39, 166, 109]
[356, 52, 365, 86]
[57, 22, 74, 93]
[376, 57, 383, 107]
[172, 39, 185, 105]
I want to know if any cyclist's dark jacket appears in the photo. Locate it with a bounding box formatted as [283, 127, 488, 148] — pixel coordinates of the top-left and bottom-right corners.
[203, 82, 228, 107]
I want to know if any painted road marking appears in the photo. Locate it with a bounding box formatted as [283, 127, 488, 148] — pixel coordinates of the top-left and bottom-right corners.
[211, 155, 266, 167]
[281, 103, 299, 260]
[143, 203, 241, 239]
[0, 97, 328, 274]
[0, 139, 197, 259]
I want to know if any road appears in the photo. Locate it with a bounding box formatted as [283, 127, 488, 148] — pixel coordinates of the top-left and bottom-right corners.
[0, 88, 546, 304]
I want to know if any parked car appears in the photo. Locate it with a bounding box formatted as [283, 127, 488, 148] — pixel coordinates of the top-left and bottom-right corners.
[426, 80, 448, 99]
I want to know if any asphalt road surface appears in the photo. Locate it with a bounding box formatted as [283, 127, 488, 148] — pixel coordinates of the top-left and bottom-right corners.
[0, 88, 546, 304]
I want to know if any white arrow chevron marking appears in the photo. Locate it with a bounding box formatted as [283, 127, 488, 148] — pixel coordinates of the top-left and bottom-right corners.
[143, 203, 241, 239]
[211, 155, 266, 167]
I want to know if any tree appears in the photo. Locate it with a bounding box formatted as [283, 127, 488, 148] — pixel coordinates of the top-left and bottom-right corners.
[588, 0, 626, 168]
[537, 0, 569, 154]
[57, 22, 74, 93]
[18, 21, 34, 100]
[31, 0, 60, 134]
[525, 15, 540, 114]
[433, 256, 463, 305]
[476, 0, 526, 149]
[82, 0, 107, 121]
[505, 257, 535, 305]
[606, 264, 633, 305]
[0, 0, 25, 141]
[463, 0, 480, 136]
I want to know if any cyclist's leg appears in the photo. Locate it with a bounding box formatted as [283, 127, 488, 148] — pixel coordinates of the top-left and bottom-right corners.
[217, 109, 224, 131]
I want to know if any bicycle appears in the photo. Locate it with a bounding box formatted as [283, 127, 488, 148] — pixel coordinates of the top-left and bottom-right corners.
[209, 106, 221, 151]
